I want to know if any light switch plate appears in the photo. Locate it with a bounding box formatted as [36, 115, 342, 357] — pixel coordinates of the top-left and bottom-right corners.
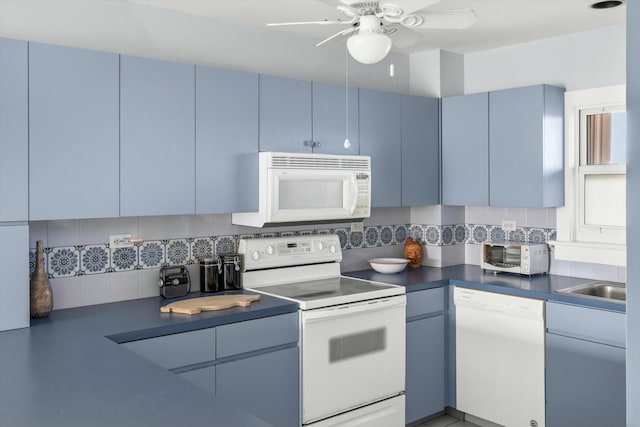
[109, 234, 133, 249]
[501, 220, 516, 232]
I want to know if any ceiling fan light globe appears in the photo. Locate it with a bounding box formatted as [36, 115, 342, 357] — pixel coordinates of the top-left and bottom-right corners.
[347, 32, 392, 64]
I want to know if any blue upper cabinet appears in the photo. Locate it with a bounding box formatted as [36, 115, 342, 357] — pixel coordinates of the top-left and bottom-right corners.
[312, 82, 359, 155]
[489, 85, 565, 208]
[195, 66, 258, 214]
[259, 74, 312, 153]
[0, 38, 28, 222]
[28, 42, 119, 220]
[402, 95, 440, 206]
[359, 88, 402, 207]
[441, 92, 489, 206]
[120, 55, 196, 217]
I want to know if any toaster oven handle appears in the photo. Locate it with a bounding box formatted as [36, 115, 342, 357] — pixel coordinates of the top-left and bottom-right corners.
[349, 175, 358, 215]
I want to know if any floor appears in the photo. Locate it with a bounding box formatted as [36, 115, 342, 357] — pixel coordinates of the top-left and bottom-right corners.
[416, 415, 480, 427]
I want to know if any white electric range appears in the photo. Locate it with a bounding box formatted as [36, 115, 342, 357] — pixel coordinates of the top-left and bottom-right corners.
[238, 234, 406, 427]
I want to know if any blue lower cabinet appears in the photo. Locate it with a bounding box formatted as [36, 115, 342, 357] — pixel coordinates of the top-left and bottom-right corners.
[405, 287, 446, 424]
[546, 333, 625, 427]
[406, 314, 446, 424]
[216, 347, 300, 427]
[545, 302, 626, 427]
[120, 313, 299, 426]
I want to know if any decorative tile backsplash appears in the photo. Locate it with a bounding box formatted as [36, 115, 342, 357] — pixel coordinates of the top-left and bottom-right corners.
[30, 223, 556, 279]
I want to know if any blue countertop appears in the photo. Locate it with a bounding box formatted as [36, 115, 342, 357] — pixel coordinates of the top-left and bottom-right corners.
[0, 290, 298, 427]
[345, 264, 626, 313]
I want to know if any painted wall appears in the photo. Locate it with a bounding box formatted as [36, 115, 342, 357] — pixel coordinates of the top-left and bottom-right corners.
[626, 0, 639, 424]
[465, 24, 625, 93]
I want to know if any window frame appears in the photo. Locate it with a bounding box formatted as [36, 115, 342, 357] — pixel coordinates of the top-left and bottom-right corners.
[553, 85, 626, 266]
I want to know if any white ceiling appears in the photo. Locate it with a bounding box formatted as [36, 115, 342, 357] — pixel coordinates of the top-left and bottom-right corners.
[120, 0, 626, 54]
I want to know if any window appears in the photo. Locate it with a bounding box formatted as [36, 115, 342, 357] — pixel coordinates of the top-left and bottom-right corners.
[554, 85, 626, 266]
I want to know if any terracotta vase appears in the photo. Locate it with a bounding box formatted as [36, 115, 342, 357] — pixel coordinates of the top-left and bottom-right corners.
[30, 240, 53, 318]
[404, 236, 423, 268]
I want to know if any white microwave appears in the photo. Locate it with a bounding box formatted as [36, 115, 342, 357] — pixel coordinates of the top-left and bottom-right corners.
[232, 152, 371, 228]
[481, 241, 549, 276]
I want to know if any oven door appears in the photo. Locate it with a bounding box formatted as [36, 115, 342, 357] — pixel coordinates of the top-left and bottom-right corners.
[301, 295, 406, 425]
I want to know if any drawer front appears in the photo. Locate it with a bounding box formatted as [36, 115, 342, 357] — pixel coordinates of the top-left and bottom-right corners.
[546, 302, 625, 348]
[217, 312, 299, 359]
[122, 328, 215, 369]
[406, 287, 445, 319]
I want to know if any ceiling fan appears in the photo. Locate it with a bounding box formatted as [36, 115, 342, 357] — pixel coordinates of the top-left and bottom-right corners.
[267, 0, 477, 64]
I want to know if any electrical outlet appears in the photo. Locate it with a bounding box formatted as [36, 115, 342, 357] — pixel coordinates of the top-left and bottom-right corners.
[501, 220, 516, 232]
[350, 222, 364, 233]
[109, 234, 133, 249]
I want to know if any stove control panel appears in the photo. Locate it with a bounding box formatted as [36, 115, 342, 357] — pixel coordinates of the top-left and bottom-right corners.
[239, 234, 342, 271]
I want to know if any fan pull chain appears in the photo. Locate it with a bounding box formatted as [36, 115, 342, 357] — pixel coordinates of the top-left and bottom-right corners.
[344, 46, 351, 149]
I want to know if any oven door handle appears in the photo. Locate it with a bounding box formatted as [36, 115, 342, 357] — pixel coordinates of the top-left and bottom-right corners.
[302, 296, 405, 321]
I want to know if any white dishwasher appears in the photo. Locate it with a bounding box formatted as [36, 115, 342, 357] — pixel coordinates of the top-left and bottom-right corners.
[454, 287, 545, 427]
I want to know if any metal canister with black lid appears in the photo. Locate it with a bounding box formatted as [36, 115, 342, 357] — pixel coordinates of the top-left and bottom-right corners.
[199, 256, 223, 293]
[221, 254, 243, 290]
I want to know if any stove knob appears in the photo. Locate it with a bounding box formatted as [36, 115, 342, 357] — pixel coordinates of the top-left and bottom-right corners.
[251, 251, 260, 261]
[329, 244, 336, 254]
[316, 241, 324, 251]
[266, 245, 274, 255]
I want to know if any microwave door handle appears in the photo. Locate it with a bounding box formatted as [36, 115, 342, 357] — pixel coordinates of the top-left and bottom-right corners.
[349, 175, 358, 215]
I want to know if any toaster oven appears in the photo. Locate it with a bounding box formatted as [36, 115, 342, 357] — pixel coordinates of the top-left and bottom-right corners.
[481, 242, 549, 276]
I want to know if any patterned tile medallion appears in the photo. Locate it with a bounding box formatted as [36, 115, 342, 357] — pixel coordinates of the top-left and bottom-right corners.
[548, 229, 557, 241]
[441, 226, 454, 246]
[111, 247, 138, 272]
[408, 224, 424, 243]
[139, 241, 165, 269]
[489, 226, 506, 243]
[454, 224, 468, 244]
[332, 228, 349, 249]
[424, 226, 441, 245]
[47, 246, 80, 278]
[471, 225, 489, 244]
[380, 226, 394, 246]
[216, 236, 237, 255]
[393, 225, 408, 245]
[349, 231, 364, 249]
[365, 226, 380, 247]
[190, 237, 214, 262]
[508, 228, 526, 242]
[166, 239, 189, 265]
[80, 245, 110, 275]
[528, 228, 546, 243]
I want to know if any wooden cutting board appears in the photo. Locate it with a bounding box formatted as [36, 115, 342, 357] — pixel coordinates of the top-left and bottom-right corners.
[160, 295, 261, 315]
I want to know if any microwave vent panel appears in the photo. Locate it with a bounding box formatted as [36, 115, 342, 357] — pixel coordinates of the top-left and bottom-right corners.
[269, 154, 370, 171]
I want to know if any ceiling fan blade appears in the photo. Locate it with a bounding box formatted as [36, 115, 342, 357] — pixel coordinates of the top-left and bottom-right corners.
[389, 28, 423, 49]
[268, 18, 354, 26]
[316, 27, 357, 46]
[379, 0, 440, 15]
[411, 9, 477, 29]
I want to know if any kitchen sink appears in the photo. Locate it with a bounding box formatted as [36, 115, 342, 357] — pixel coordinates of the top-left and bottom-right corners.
[555, 281, 626, 303]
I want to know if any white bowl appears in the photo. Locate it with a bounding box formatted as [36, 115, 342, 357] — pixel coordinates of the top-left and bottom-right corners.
[368, 258, 411, 274]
